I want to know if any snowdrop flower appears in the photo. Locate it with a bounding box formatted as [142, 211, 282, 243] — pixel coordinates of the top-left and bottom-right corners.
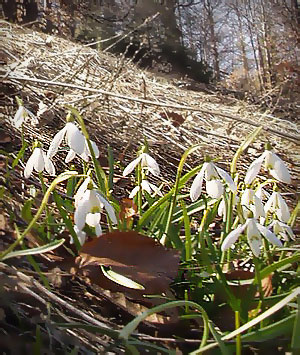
[265, 191, 290, 223]
[190, 162, 237, 201]
[269, 220, 295, 242]
[74, 189, 117, 237]
[129, 179, 162, 199]
[12, 105, 38, 129]
[24, 147, 55, 178]
[241, 188, 265, 219]
[123, 152, 160, 177]
[74, 176, 96, 208]
[221, 218, 283, 257]
[245, 148, 291, 185]
[47, 122, 86, 160]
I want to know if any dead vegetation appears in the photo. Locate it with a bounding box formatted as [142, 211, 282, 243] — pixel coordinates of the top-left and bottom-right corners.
[0, 20, 300, 353]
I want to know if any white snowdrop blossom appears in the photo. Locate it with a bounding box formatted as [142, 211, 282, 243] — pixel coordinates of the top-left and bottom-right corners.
[123, 153, 160, 177]
[129, 179, 162, 199]
[47, 122, 86, 161]
[269, 220, 295, 242]
[12, 105, 38, 129]
[245, 150, 291, 185]
[265, 191, 290, 223]
[74, 189, 117, 237]
[24, 147, 55, 178]
[241, 188, 265, 219]
[221, 218, 283, 257]
[190, 162, 237, 202]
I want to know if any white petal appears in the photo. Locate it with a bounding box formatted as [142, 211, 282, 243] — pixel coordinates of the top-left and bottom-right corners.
[123, 155, 142, 177]
[148, 182, 163, 196]
[276, 193, 290, 223]
[241, 188, 255, 206]
[245, 155, 264, 185]
[205, 162, 218, 180]
[264, 192, 276, 215]
[43, 152, 56, 176]
[87, 139, 100, 159]
[129, 186, 140, 198]
[33, 148, 45, 172]
[257, 223, 283, 247]
[277, 222, 295, 241]
[270, 158, 291, 184]
[74, 199, 90, 230]
[206, 179, 224, 199]
[74, 177, 92, 207]
[95, 223, 102, 237]
[13, 106, 25, 129]
[190, 166, 206, 202]
[80, 145, 90, 162]
[65, 149, 76, 163]
[72, 226, 86, 246]
[66, 122, 85, 155]
[47, 126, 67, 159]
[143, 153, 160, 176]
[253, 195, 265, 219]
[86, 212, 101, 227]
[218, 199, 225, 217]
[246, 219, 262, 257]
[216, 167, 237, 193]
[24, 151, 36, 178]
[141, 180, 152, 195]
[96, 193, 117, 224]
[221, 224, 246, 251]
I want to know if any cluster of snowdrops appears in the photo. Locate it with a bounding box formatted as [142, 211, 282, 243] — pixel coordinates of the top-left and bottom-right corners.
[12, 103, 295, 257]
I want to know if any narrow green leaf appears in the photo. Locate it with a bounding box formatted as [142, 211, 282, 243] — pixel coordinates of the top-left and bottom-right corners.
[107, 144, 114, 191]
[12, 141, 28, 168]
[21, 199, 34, 223]
[2, 239, 65, 260]
[292, 295, 300, 350]
[53, 191, 81, 252]
[101, 266, 145, 290]
[254, 254, 300, 284]
[241, 313, 295, 342]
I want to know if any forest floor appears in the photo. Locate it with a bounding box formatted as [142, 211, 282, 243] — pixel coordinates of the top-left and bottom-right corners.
[0, 20, 300, 354]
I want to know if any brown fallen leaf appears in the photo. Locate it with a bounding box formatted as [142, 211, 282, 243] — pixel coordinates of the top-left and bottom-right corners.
[159, 111, 185, 127]
[79, 230, 181, 295]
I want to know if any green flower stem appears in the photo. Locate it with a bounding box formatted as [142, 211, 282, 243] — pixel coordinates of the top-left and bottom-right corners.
[38, 172, 51, 241]
[235, 311, 242, 355]
[164, 144, 201, 245]
[0, 171, 78, 261]
[253, 256, 265, 326]
[137, 162, 142, 216]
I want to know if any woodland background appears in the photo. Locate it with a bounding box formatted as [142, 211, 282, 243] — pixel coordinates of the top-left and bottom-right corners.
[2, 0, 300, 103]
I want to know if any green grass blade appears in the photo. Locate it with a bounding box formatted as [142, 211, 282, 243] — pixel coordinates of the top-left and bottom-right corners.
[2, 238, 65, 260]
[291, 295, 300, 351]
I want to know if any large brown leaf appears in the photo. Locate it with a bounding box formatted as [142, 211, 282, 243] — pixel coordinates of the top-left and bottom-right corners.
[79, 230, 180, 295]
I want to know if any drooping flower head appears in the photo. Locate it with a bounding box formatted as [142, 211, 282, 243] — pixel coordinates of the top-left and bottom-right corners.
[241, 188, 265, 219]
[12, 104, 38, 129]
[190, 158, 237, 202]
[24, 143, 55, 178]
[74, 186, 117, 239]
[221, 218, 283, 257]
[129, 179, 162, 199]
[123, 152, 160, 177]
[264, 190, 290, 223]
[245, 144, 291, 185]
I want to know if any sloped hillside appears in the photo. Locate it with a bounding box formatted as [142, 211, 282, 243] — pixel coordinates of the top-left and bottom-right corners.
[0, 20, 299, 353]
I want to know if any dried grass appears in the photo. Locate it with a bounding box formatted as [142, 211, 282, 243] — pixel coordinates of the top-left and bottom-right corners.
[1, 20, 299, 194]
